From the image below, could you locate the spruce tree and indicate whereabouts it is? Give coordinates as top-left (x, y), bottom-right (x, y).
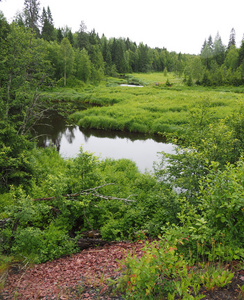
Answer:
top-left (228, 28), bottom-right (236, 49)
top-left (57, 28), bottom-right (63, 43)
top-left (207, 35), bottom-right (213, 51)
top-left (68, 30), bottom-right (74, 46)
top-left (238, 40), bottom-right (244, 66)
top-left (77, 21), bottom-right (88, 50)
top-left (23, 0), bottom-right (40, 36)
top-left (41, 6), bottom-right (54, 41)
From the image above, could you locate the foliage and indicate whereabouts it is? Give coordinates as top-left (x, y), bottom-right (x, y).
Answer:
top-left (113, 239), bottom-right (235, 299)
top-left (199, 160), bottom-right (244, 247)
top-left (0, 125), bottom-right (33, 191)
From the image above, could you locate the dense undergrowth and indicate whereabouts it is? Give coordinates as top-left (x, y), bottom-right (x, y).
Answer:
top-left (1, 73), bottom-right (244, 298)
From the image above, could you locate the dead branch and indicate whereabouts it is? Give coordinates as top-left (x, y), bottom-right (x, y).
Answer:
top-left (33, 183), bottom-right (136, 203)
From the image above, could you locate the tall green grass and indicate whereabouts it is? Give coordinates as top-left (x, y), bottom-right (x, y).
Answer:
top-left (69, 73), bottom-right (244, 137)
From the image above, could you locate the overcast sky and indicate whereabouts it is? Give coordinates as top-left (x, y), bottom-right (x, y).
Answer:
top-left (1, 0), bottom-right (244, 54)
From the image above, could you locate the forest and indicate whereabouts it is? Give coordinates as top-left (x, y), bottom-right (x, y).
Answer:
top-left (0, 0), bottom-right (244, 299)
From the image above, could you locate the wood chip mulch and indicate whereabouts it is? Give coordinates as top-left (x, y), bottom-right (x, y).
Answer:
top-left (0, 241), bottom-right (244, 300)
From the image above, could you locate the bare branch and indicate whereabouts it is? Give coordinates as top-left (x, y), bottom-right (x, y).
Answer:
top-left (33, 183), bottom-right (136, 203)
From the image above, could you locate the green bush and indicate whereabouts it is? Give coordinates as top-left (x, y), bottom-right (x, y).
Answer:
top-left (10, 224), bottom-right (77, 263)
top-left (113, 240), bottom-right (206, 299)
top-left (199, 160), bottom-right (244, 247)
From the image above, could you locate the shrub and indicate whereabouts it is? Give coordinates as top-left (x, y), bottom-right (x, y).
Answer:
top-left (113, 240), bottom-right (206, 299)
top-left (199, 160), bottom-right (244, 247)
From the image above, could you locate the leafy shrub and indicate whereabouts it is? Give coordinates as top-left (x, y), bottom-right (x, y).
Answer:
top-left (113, 240), bottom-right (206, 299)
top-left (199, 160), bottom-right (244, 247)
top-left (10, 224), bottom-right (77, 263)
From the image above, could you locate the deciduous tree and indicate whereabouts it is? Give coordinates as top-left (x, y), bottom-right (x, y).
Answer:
top-left (60, 37), bottom-right (74, 86)
top-left (74, 48), bottom-right (91, 82)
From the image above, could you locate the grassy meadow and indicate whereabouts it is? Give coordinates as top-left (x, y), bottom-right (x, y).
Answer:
top-left (65, 72), bottom-right (244, 138)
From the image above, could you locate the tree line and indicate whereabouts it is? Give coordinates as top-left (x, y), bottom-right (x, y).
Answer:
top-left (0, 0), bottom-right (190, 86)
top-left (2, 0), bottom-right (244, 88)
top-left (186, 29), bottom-right (244, 86)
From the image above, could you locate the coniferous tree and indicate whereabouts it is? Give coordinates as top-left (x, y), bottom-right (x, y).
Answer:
top-left (67, 30), bottom-right (74, 46)
top-left (238, 39), bottom-right (244, 66)
top-left (207, 35), bottom-right (213, 52)
top-left (41, 6), bottom-right (54, 41)
top-left (23, 0), bottom-right (41, 36)
top-left (57, 28), bottom-right (63, 43)
top-left (89, 29), bottom-right (100, 45)
top-left (76, 21), bottom-right (88, 50)
top-left (213, 32), bottom-right (225, 65)
top-left (201, 39), bottom-right (207, 54)
top-left (228, 28), bottom-right (236, 49)
top-left (101, 36), bottom-right (112, 74)
top-left (137, 43), bottom-right (150, 72)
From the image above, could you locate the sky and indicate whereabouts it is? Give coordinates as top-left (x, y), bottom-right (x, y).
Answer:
top-left (1, 0), bottom-right (244, 54)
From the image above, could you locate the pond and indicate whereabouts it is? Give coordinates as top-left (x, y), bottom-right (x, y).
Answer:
top-left (120, 84), bottom-right (144, 87)
top-left (34, 112), bottom-right (175, 172)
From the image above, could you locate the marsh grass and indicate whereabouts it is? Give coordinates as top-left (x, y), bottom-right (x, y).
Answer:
top-left (68, 73), bottom-right (244, 137)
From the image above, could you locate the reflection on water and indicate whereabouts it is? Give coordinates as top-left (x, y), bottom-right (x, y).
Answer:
top-left (34, 112), bottom-right (175, 172)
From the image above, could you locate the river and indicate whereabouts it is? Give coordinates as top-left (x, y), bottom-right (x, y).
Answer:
top-left (34, 112), bottom-right (175, 173)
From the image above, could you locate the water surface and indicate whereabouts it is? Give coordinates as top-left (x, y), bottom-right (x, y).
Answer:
top-left (34, 113), bottom-right (175, 172)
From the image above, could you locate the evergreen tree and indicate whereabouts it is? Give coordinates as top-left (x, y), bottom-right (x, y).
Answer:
top-left (101, 35), bottom-right (112, 74)
top-left (41, 6), bottom-right (54, 41)
top-left (76, 20), bottom-right (88, 50)
top-left (228, 28), bottom-right (236, 49)
top-left (201, 39), bottom-right (207, 54)
top-left (137, 43), bottom-right (150, 72)
top-left (238, 40), bottom-right (244, 66)
top-left (213, 32), bottom-right (225, 65)
top-left (207, 35), bottom-right (213, 51)
top-left (89, 29), bottom-right (100, 45)
top-left (23, 0), bottom-right (41, 36)
top-left (68, 30), bottom-right (74, 46)
top-left (57, 28), bottom-right (63, 43)
top-left (0, 12), bottom-right (10, 89)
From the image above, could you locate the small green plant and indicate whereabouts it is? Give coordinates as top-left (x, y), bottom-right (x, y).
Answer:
top-left (198, 263), bottom-right (234, 291)
top-left (113, 240), bottom-right (206, 299)
top-left (238, 283), bottom-right (244, 299)
top-left (165, 78), bottom-right (172, 87)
